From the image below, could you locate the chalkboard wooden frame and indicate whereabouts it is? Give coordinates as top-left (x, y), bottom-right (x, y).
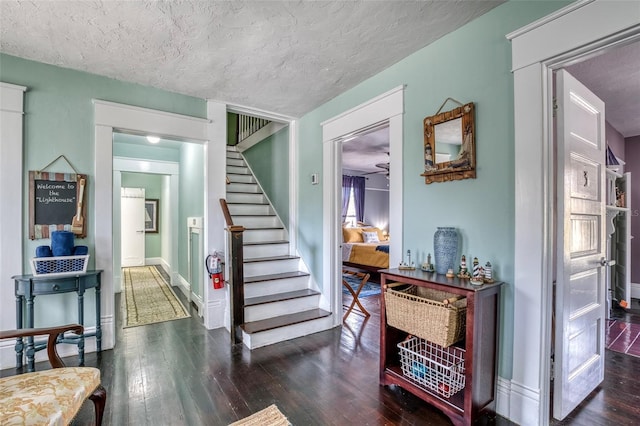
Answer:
top-left (29, 171), bottom-right (88, 239)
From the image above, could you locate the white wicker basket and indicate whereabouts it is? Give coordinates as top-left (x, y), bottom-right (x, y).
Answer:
top-left (30, 255), bottom-right (89, 277)
top-left (398, 336), bottom-right (466, 398)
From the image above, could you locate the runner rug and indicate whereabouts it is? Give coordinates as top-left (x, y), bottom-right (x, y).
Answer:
top-left (606, 319), bottom-right (640, 358)
top-left (123, 266), bottom-right (190, 328)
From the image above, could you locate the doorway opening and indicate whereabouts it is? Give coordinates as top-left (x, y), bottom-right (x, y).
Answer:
top-left (549, 38), bottom-right (640, 423)
top-left (321, 85), bottom-right (404, 327)
top-left (113, 131), bottom-right (206, 318)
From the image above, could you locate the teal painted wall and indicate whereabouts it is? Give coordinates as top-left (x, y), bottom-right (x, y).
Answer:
top-left (113, 142), bottom-right (181, 162)
top-left (243, 127), bottom-right (290, 227)
top-left (0, 53), bottom-right (205, 327)
top-left (121, 173), bottom-right (163, 258)
top-left (296, 1), bottom-right (568, 379)
top-left (179, 143), bottom-right (205, 297)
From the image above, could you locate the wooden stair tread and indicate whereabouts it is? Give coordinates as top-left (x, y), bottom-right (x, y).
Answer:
top-left (245, 289), bottom-right (319, 306)
top-left (244, 271), bottom-right (309, 283)
top-left (226, 202), bottom-right (270, 206)
top-left (230, 213), bottom-right (276, 217)
top-left (244, 255), bottom-right (298, 263)
top-left (243, 240), bottom-right (288, 245)
top-left (241, 309), bottom-right (331, 334)
top-left (242, 226), bottom-right (284, 230)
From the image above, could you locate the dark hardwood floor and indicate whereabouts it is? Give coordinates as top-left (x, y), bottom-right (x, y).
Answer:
top-left (4, 290), bottom-right (639, 425)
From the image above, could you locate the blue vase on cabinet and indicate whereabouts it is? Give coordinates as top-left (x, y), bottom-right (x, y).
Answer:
top-left (434, 227), bottom-right (458, 275)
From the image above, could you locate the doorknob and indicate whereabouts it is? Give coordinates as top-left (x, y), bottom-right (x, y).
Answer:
top-left (136, 230), bottom-right (145, 234)
top-left (600, 257), bottom-right (616, 267)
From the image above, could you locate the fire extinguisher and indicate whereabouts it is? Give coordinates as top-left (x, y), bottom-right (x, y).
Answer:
top-left (206, 253), bottom-right (224, 289)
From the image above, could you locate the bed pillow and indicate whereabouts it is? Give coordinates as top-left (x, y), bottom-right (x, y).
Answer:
top-left (342, 227), bottom-right (364, 243)
top-left (362, 231), bottom-right (380, 243)
top-left (363, 227), bottom-right (386, 241)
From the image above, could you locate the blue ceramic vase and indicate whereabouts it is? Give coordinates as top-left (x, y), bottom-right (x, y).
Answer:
top-left (433, 227), bottom-right (458, 275)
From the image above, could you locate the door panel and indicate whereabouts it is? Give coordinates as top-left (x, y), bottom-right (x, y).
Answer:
top-left (554, 69), bottom-right (606, 420)
top-left (121, 187), bottom-right (145, 267)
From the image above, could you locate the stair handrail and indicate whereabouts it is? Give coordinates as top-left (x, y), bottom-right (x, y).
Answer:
top-left (219, 198), bottom-right (245, 344)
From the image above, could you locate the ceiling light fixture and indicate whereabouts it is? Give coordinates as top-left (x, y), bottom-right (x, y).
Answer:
top-left (146, 136), bottom-right (160, 144)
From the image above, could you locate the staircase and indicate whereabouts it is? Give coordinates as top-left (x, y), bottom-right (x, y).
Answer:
top-left (225, 146), bottom-right (332, 348)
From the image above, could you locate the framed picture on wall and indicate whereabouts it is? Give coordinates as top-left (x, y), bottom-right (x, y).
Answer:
top-left (145, 199), bottom-right (158, 233)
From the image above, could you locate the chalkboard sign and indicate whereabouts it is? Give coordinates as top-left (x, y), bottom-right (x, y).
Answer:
top-left (29, 171), bottom-right (87, 239)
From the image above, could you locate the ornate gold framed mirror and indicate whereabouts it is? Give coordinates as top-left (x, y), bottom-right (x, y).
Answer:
top-left (421, 101), bottom-right (475, 184)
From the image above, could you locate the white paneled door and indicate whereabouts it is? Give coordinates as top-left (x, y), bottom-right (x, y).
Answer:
top-left (121, 187), bottom-right (145, 267)
top-left (553, 69), bottom-right (606, 420)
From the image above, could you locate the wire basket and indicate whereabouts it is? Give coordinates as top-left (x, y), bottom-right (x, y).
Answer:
top-left (384, 285), bottom-right (466, 347)
top-left (398, 336), bottom-right (466, 398)
top-left (30, 255), bottom-right (89, 277)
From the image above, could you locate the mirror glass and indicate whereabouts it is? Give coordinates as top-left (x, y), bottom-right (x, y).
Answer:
top-left (421, 102), bottom-right (475, 184)
top-left (434, 117), bottom-right (462, 164)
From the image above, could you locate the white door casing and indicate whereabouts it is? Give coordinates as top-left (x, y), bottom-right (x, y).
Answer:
top-left (508, 2), bottom-right (638, 424)
top-left (321, 86), bottom-right (404, 325)
top-left (553, 69), bottom-right (606, 420)
top-left (120, 187), bottom-right (145, 267)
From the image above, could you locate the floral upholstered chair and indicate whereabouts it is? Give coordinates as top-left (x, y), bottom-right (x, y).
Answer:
top-left (0, 324), bottom-right (106, 425)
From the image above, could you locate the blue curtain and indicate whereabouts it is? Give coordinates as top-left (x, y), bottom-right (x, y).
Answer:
top-left (352, 176), bottom-right (365, 223)
top-left (342, 175), bottom-right (353, 221)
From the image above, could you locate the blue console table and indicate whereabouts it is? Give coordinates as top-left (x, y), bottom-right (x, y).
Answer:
top-left (13, 270), bottom-right (102, 372)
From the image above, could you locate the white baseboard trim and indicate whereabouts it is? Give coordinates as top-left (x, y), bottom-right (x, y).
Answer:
top-left (508, 379), bottom-right (542, 426)
top-left (175, 274), bottom-right (204, 317)
top-left (632, 282), bottom-right (640, 299)
top-left (496, 376), bottom-right (511, 419)
top-left (145, 257), bottom-right (165, 266)
top-left (205, 290), bottom-right (227, 330)
top-left (0, 315), bottom-right (115, 371)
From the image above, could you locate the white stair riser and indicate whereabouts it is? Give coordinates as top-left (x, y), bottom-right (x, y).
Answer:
top-left (243, 243), bottom-right (289, 258)
top-left (227, 174), bottom-right (255, 184)
top-left (242, 316), bottom-right (334, 349)
top-left (226, 151), bottom-right (243, 159)
top-left (243, 276), bottom-right (310, 298)
top-left (243, 229), bottom-right (287, 243)
top-left (244, 295), bottom-right (320, 322)
top-left (226, 165), bottom-right (250, 175)
top-left (228, 183), bottom-right (261, 193)
top-left (244, 258), bottom-right (300, 277)
top-left (233, 215), bottom-right (280, 228)
top-left (227, 204), bottom-right (273, 216)
top-left (227, 158), bottom-right (245, 167)
top-left (226, 193), bottom-right (266, 204)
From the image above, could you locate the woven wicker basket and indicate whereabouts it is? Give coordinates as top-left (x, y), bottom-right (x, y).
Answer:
top-left (384, 285), bottom-right (467, 347)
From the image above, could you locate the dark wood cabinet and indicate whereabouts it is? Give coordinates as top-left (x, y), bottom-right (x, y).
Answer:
top-left (379, 268), bottom-right (502, 426)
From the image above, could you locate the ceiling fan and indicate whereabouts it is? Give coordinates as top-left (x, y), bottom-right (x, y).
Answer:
top-left (363, 162), bottom-right (390, 178)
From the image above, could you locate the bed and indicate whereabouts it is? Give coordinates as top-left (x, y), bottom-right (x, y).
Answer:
top-left (342, 226), bottom-right (389, 274)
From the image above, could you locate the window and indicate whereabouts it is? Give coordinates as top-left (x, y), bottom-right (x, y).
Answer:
top-left (345, 188), bottom-right (357, 226)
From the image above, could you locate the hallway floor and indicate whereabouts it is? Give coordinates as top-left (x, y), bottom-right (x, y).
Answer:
top-left (3, 292), bottom-right (639, 424)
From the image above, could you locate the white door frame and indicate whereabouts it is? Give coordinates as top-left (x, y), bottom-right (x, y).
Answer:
top-left (0, 82), bottom-right (26, 369)
top-left (94, 100), bottom-right (216, 349)
top-left (507, 1), bottom-right (640, 424)
top-left (113, 157), bottom-right (180, 292)
top-left (321, 85), bottom-right (404, 325)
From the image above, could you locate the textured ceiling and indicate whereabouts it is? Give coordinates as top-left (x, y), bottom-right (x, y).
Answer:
top-left (566, 40), bottom-right (640, 138)
top-left (0, 0), bottom-right (504, 117)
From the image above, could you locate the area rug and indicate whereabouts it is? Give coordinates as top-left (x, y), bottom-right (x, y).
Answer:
top-left (342, 274), bottom-right (381, 298)
top-left (229, 404), bottom-right (290, 426)
top-left (123, 266), bottom-right (190, 328)
top-left (606, 319), bottom-right (640, 358)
